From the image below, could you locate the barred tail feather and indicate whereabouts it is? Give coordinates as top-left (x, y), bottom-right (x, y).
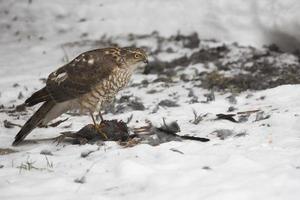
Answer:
top-left (12, 101), bottom-right (55, 146)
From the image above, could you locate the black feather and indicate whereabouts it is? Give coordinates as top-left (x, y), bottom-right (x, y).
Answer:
top-left (180, 135), bottom-right (210, 142)
top-left (25, 87), bottom-right (50, 107)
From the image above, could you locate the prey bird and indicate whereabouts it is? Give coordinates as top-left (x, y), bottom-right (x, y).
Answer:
top-left (12, 47), bottom-right (148, 145)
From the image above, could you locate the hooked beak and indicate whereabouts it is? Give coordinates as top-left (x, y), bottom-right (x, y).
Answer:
top-left (143, 59), bottom-right (149, 64)
top-left (143, 55), bottom-right (149, 64)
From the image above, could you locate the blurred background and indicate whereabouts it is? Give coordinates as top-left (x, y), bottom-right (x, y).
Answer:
top-left (1, 0), bottom-right (300, 101)
top-left (1, 0), bottom-right (300, 51)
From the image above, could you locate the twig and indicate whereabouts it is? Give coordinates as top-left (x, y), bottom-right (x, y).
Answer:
top-left (170, 148), bottom-right (184, 154)
top-left (75, 162), bottom-right (97, 189)
top-left (48, 118), bottom-right (69, 127)
top-left (132, 120), bottom-right (153, 134)
top-left (40, 118), bottom-right (69, 128)
top-left (190, 109), bottom-right (204, 125)
top-left (44, 155), bottom-right (54, 168)
top-left (61, 45), bottom-right (69, 63)
top-left (216, 114), bottom-right (237, 123)
top-left (126, 114), bottom-right (133, 124)
top-left (3, 120), bottom-right (22, 128)
top-left (237, 109), bottom-right (260, 115)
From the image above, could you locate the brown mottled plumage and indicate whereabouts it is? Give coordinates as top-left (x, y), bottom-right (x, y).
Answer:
top-left (13, 47), bottom-right (148, 145)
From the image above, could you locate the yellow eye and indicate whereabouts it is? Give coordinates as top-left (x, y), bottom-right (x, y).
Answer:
top-left (134, 54), bottom-right (141, 59)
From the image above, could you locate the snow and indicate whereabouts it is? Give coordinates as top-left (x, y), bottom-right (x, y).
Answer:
top-left (2, 0), bottom-right (300, 51)
top-left (1, 1), bottom-right (300, 200)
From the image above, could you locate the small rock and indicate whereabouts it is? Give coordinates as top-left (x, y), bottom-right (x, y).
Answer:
top-left (151, 105), bottom-right (159, 114)
top-left (213, 129), bottom-right (235, 140)
top-left (81, 150), bottom-right (95, 158)
top-left (40, 149), bottom-right (53, 156)
top-left (12, 83), bottom-right (20, 87)
top-left (140, 79), bottom-right (149, 86)
top-left (114, 96), bottom-right (145, 113)
top-left (158, 100), bottom-right (179, 107)
top-left (255, 111), bottom-right (270, 121)
top-left (147, 89), bottom-right (158, 94)
top-left (187, 89), bottom-right (195, 98)
top-left (3, 120), bottom-right (14, 128)
top-left (266, 43), bottom-right (281, 52)
top-left (227, 106), bottom-right (236, 112)
top-left (187, 89), bottom-right (199, 104)
top-left (165, 47), bottom-right (174, 53)
top-left (15, 104), bottom-right (26, 112)
top-left (234, 131), bottom-right (247, 137)
top-left (174, 32), bottom-right (200, 49)
top-left (238, 114), bottom-right (250, 123)
top-left (245, 94), bottom-right (253, 99)
top-left (202, 166), bottom-right (211, 170)
top-left (226, 94), bottom-right (237, 104)
top-left (259, 96), bottom-right (266, 100)
top-left (0, 148), bottom-right (17, 155)
top-left (203, 90), bottom-right (215, 102)
top-left (81, 33), bottom-right (88, 38)
top-left (78, 18), bottom-right (87, 22)
top-left (128, 100), bottom-right (145, 111)
top-left (260, 123), bottom-right (271, 127)
top-left (18, 92), bottom-right (24, 100)
top-left (180, 74), bottom-right (193, 82)
top-left (74, 176), bottom-right (86, 184)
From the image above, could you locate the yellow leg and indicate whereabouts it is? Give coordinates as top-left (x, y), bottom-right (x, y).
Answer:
top-left (89, 112), bottom-right (108, 140)
top-left (98, 111), bottom-right (104, 122)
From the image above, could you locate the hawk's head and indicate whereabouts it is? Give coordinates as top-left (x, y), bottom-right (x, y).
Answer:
top-left (120, 47), bottom-right (148, 67)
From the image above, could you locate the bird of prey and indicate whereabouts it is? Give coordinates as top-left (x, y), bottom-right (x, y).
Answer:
top-left (12, 47), bottom-right (148, 145)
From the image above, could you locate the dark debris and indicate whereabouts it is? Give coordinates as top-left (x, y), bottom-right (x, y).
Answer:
top-left (40, 149), bottom-right (53, 156)
top-left (60, 32), bottom-right (300, 92)
top-left (202, 166), bottom-right (212, 170)
top-left (158, 100), bottom-right (179, 107)
top-left (3, 120), bottom-right (22, 128)
top-left (255, 111), bottom-right (270, 121)
top-left (213, 129), bottom-right (235, 140)
top-left (0, 148), bottom-right (17, 155)
top-left (108, 96), bottom-right (145, 114)
top-left (216, 114), bottom-right (238, 123)
top-left (11, 117), bottom-right (210, 146)
top-left (56, 120), bottom-right (130, 145)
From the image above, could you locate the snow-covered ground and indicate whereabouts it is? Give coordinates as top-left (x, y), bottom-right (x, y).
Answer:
top-left (1, 1), bottom-right (300, 200)
top-left (2, 0), bottom-right (300, 51)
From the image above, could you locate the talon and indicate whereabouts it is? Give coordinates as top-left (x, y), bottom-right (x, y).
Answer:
top-left (95, 124), bottom-right (108, 140)
top-left (78, 138), bottom-right (88, 145)
top-left (90, 112), bottom-right (108, 140)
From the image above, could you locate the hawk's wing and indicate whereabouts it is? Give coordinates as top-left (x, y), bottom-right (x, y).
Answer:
top-left (25, 49), bottom-right (117, 106)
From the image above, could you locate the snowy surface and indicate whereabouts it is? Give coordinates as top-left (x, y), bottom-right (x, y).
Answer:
top-left (1, 1), bottom-right (300, 200)
top-left (2, 0), bottom-right (300, 51)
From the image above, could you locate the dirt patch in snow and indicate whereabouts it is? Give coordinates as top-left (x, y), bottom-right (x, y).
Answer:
top-left (63, 32), bottom-right (300, 93)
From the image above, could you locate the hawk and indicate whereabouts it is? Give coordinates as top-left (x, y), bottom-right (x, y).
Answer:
top-left (12, 47), bottom-right (148, 145)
